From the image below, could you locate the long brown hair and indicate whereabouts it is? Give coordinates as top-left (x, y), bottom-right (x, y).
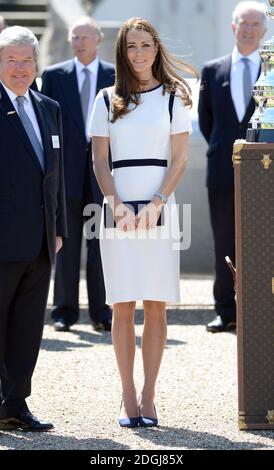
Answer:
top-left (111, 17), bottom-right (199, 123)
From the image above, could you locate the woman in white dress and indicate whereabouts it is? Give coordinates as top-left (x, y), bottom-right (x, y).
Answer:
top-left (89, 17), bottom-right (197, 427)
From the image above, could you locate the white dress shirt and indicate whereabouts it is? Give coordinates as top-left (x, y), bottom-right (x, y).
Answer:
top-left (1, 81), bottom-right (44, 149)
top-left (75, 56), bottom-right (99, 140)
top-left (230, 46), bottom-right (261, 122)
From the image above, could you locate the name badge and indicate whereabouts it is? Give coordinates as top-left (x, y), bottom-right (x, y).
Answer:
top-left (52, 135), bottom-right (60, 148)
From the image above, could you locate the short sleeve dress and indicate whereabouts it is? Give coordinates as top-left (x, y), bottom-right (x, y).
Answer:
top-left (89, 84), bottom-right (192, 304)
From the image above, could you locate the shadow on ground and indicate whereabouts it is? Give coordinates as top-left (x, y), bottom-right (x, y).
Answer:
top-left (45, 307), bottom-right (215, 326)
top-left (133, 425), bottom-right (274, 450)
top-left (1, 426), bottom-right (273, 450)
top-left (0, 432), bottom-right (130, 450)
top-left (42, 308), bottom-right (217, 352)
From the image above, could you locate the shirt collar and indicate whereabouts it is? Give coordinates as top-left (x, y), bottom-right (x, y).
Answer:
top-left (232, 46), bottom-right (261, 67)
top-left (0, 82), bottom-right (31, 105)
top-left (74, 56), bottom-right (99, 76)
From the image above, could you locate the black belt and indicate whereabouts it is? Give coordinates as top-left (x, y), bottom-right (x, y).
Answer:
top-left (112, 158), bottom-right (168, 169)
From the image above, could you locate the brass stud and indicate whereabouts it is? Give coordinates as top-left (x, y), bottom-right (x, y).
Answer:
top-left (261, 154), bottom-right (272, 170)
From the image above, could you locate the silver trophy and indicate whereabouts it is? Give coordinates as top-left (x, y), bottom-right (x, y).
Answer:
top-left (247, 0), bottom-right (274, 142)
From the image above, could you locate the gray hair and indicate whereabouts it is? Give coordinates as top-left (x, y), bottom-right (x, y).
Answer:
top-left (232, 1), bottom-right (267, 26)
top-left (68, 16), bottom-right (103, 42)
top-left (0, 26), bottom-right (39, 63)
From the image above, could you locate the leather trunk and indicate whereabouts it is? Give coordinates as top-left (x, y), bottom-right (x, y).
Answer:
top-left (233, 141), bottom-right (274, 430)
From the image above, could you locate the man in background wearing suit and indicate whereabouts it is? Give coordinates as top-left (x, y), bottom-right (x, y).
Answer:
top-left (42, 17), bottom-right (114, 332)
top-left (0, 26), bottom-right (67, 431)
top-left (198, 1), bottom-right (267, 333)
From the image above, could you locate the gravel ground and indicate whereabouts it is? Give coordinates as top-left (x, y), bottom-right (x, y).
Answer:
top-left (0, 277), bottom-right (273, 450)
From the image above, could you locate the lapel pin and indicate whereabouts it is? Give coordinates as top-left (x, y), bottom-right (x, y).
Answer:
top-left (7, 111), bottom-right (16, 115)
top-left (222, 81), bottom-right (229, 87)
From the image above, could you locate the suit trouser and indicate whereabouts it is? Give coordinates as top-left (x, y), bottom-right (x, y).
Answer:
top-left (52, 164), bottom-right (109, 325)
top-left (208, 189), bottom-right (236, 322)
top-left (0, 246), bottom-right (51, 418)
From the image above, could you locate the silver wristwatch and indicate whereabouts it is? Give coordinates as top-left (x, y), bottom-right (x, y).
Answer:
top-left (153, 192), bottom-right (168, 204)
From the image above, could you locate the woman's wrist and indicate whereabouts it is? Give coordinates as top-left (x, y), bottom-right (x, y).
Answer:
top-left (151, 196), bottom-right (164, 208)
top-left (107, 195), bottom-right (122, 212)
top-left (152, 192), bottom-right (168, 205)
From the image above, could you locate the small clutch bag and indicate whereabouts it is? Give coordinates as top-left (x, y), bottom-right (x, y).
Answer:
top-left (103, 200), bottom-right (164, 228)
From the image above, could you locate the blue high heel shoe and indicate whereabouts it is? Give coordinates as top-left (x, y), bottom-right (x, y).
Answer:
top-left (118, 401), bottom-right (139, 428)
top-left (118, 416), bottom-right (139, 428)
top-left (138, 405), bottom-right (158, 427)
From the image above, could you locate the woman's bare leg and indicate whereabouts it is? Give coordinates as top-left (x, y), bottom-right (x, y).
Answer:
top-left (112, 301), bottom-right (138, 418)
top-left (139, 300), bottom-right (167, 417)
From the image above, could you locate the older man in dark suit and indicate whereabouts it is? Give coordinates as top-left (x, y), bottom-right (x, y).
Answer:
top-left (0, 26), bottom-right (67, 430)
top-left (42, 17), bottom-right (114, 333)
top-left (198, 1), bottom-right (267, 332)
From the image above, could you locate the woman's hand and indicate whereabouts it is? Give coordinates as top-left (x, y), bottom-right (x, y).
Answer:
top-left (136, 200), bottom-right (163, 230)
top-left (114, 203), bottom-right (136, 232)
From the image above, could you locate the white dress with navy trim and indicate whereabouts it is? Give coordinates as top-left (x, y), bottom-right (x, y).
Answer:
top-left (89, 84), bottom-right (192, 304)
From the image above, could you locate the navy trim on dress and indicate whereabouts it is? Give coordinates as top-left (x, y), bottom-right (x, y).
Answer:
top-left (102, 86), bottom-right (175, 122)
top-left (112, 158), bottom-right (168, 169)
top-left (139, 84), bottom-right (162, 93)
top-left (169, 92), bottom-right (175, 122)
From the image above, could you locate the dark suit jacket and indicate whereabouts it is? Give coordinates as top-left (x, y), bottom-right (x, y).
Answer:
top-left (41, 59), bottom-right (115, 200)
top-left (0, 84), bottom-right (67, 264)
top-left (198, 54), bottom-right (259, 191)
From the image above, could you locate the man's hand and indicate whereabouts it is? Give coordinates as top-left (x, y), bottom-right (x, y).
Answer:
top-left (56, 236), bottom-right (63, 253)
